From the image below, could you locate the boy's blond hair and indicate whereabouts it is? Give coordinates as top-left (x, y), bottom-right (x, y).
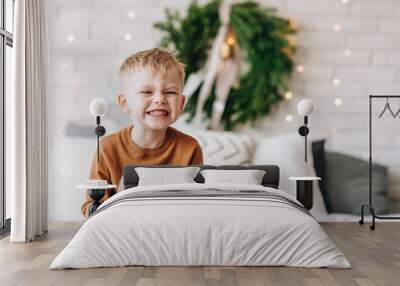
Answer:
top-left (119, 48), bottom-right (185, 89)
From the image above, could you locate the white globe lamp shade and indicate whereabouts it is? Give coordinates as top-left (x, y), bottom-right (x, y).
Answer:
top-left (297, 99), bottom-right (314, 116)
top-left (89, 98), bottom-right (107, 117)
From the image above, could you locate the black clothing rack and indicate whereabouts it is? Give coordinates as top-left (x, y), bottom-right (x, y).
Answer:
top-left (359, 95), bottom-right (400, 230)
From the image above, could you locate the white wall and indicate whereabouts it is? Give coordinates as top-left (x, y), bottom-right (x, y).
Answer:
top-left (47, 0), bottom-right (400, 221)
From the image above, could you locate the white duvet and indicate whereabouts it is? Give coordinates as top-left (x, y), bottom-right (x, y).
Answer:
top-left (50, 183), bottom-right (351, 269)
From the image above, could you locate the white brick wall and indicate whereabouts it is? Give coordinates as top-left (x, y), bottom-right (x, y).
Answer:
top-left (47, 0), bottom-right (400, 220)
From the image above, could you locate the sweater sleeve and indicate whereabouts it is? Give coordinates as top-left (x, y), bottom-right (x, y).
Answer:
top-left (189, 143), bottom-right (204, 165)
top-left (81, 151), bottom-right (113, 217)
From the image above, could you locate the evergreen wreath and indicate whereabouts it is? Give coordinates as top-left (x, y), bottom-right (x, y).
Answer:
top-left (154, 0), bottom-right (296, 130)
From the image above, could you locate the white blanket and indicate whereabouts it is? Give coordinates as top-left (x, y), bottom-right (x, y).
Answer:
top-left (50, 183), bottom-right (351, 269)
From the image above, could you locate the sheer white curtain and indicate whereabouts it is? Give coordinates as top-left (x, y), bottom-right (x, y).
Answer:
top-left (9, 0), bottom-right (48, 242)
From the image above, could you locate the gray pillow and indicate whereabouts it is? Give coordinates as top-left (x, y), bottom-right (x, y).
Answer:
top-left (325, 151), bottom-right (391, 215)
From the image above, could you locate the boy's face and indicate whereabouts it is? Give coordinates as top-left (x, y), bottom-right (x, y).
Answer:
top-left (118, 66), bottom-right (185, 131)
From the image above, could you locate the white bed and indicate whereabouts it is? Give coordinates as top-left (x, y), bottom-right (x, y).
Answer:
top-left (50, 183), bottom-right (351, 269)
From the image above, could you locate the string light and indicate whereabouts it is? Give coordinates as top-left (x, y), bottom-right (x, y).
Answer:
top-left (221, 34), bottom-right (235, 59)
top-left (296, 65), bottom-right (304, 73)
top-left (334, 98), bottom-right (342, 106)
top-left (127, 10), bottom-right (136, 19)
top-left (285, 114), bottom-right (293, 122)
top-left (124, 33), bottom-right (133, 41)
top-left (333, 24), bottom-right (341, 32)
top-left (333, 78), bottom-right (341, 86)
top-left (344, 49), bottom-right (351, 56)
top-left (226, 36), bottom-right (235, 46)
top-left (67, 34), bottom-right (75, 43)
top-left (284, 91), bottom-right (293, 100)
top-left (342, 0), bottom-right (349, 3)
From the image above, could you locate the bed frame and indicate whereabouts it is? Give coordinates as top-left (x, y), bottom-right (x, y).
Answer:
top-left (123, 165), bottom-right (280, 190)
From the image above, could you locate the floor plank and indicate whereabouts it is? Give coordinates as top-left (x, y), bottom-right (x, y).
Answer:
top-left (0, 222), bottom-right (399, 286)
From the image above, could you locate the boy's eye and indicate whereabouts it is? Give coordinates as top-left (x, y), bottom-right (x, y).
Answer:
top-left (165, 91), bottom-right (178, 96)
top-left (140, 90), bottom-right (152, 95)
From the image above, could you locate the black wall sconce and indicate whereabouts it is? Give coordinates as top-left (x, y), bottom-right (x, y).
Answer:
top-left (297, 99), bottom-right (314, 163)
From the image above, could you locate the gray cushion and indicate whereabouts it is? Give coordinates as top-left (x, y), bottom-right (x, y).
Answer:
top-left (325, 151), bottom-right (391, 215)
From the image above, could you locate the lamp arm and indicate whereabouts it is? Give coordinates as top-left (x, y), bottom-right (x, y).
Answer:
top-left (305, 116), bottom-right (308, 162)
top-left (298, 116), bottom-right (309, 163)
top-left (94, 116), bottom-right (106, 163)
top-left (96, 116), bottom-right (100, 162)
top-left (305, 130), bottom-right (307, 162)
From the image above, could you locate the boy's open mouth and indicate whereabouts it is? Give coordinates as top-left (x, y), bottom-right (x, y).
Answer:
top-left (146, 109), bottom-right (169, 117)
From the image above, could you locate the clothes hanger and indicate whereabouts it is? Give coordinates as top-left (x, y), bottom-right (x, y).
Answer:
top-left (378, 97), bottom-right (395, 118)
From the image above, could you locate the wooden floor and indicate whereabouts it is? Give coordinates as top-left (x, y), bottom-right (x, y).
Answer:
top-left (0, 222), bottom-right (399, 286)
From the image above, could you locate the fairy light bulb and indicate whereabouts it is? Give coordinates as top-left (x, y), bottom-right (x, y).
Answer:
top-left (333, 78), bottom-right (341, 86)
top-left (67, 34), bottom-right (75, 43)
top-left (334, 98), bottom-right (342, 106)
top-left (285, 92), bottom-right (293, 100)
top-left (334, 24), bottom-right (341, 32)
top-left (124, 33), bottom-right (133, 41)
top-left (127, 10), bottom-right (135, 19)
top-left (221, 34), bottom-right (235, 59)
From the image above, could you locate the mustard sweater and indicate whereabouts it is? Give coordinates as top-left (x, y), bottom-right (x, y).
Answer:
top-left (81, 125), bottom-right (203, 216)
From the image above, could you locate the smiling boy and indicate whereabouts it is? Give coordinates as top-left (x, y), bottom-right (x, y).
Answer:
top-left (81, 48), bottom-right (203, 217)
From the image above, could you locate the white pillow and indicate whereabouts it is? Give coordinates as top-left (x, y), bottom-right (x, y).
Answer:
top-left (252, 134), bottom-right (328, 217)
top-left (135, 167), bottom-right (200, 186)
top-left (200, 169), bottom-right (266, 185)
